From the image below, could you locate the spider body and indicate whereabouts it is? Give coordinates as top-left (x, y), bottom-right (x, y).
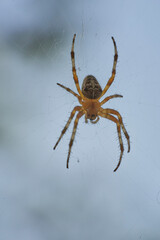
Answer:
top-left (82, 75), bottom-right (102, 99)
top-left (54, 34), bottom-right (130, 172)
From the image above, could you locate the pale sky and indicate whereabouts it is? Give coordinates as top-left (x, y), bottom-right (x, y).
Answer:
top-left (1, 0), bottom-right (160, 239)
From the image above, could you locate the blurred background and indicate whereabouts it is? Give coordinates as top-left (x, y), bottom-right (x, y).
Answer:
top-left (1, 0), bottom-right (160, 239)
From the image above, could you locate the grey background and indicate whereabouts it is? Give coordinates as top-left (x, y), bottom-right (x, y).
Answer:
top-left (1, 0), bottom-right (160, 239)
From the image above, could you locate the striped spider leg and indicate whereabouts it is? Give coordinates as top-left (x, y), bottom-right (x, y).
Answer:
top-left (98, 107), bottom-right (130, 172)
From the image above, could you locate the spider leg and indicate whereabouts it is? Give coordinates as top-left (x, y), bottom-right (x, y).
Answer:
top-left (57, 83), bottom-right (82, 104)
top-left (99, 111), bottom-right (124, 172)
top-left (101, 108), bottom-right (130, 152)
top-left (71, 34), bottom-right (85, 99)
top-left (100, 94), bottom-right (123, 106)
top-left (53, 106), bottom-right (82, 150)
top-left (67, 111), bottom-right (84, 168)
top-left (98, 37), bottom-right (118, 100)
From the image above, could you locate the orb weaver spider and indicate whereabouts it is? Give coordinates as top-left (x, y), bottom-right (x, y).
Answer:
top-left (54, 34), bottom-right (130, 172)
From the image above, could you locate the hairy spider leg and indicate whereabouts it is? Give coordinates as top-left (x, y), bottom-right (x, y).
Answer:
top-left (100, 94), bottom-right (123, 106)
top-left (57, 83), bottom-right (83, 104)
top-left (98, 37), bottom-right (118, 99)
top-left (99, 111), bottom-right (124, 172)
top-left (53, 106), bottom-right (82, 150)
top-left (71, 34), bottom-right (85, 99)
top-left (67, 111), bottom-right (84, 168)
top-left (102, 108), bottom-right (130, 152)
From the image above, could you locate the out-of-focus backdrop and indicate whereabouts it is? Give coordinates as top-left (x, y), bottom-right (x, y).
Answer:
top-left (1, 0), bottom-right (160, 239)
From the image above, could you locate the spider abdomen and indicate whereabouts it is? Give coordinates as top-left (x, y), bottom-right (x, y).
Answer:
top-left (82, 75), bottom-right (102, 99)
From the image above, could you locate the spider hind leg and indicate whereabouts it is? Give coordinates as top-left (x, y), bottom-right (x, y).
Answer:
top-left (98, 37), bottom-right (118, 100)
top-left (71, 34), bottom-right (84, 98)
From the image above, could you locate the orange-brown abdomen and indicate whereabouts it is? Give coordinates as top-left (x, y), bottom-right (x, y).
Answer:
top-left (82, 75), bottom-right (102, 99)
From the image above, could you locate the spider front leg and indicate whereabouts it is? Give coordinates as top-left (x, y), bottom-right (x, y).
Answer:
top-left (67, 111), bottom-right (84, 168)
top-left (102, 108), bottom-right (130, 152)
top-left (53, 106), bottom-right (82, 150)
top-left (99, 111), bottom-right (124, 172)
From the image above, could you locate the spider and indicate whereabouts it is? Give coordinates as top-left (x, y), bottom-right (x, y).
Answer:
top-left (54, 34), bottom-right (130, 172)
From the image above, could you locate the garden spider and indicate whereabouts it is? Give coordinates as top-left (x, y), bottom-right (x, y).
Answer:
top-left (54, 34), bottom-right (130, 172)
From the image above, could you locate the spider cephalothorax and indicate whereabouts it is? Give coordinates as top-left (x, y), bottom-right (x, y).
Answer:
top-left (54, 34), bottom-right (130, 172)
